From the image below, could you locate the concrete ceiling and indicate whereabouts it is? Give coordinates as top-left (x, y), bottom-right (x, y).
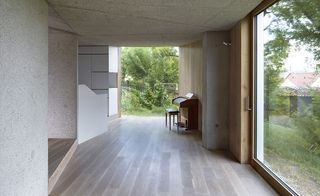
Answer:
top-left (48, 0), bottom-right (262, 46)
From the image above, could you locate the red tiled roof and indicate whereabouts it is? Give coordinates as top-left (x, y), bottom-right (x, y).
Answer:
top-left (285, 72), bottom-right (320, 89)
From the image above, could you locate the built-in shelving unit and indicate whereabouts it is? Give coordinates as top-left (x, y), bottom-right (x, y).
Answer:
top-left (78, 45), bottom-right (109, 94)
top-left (78, 45), bottom-right (120, 119)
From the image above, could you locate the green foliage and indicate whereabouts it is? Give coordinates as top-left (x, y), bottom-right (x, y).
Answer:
top-left (121, 89), bottom-right (142, 112)
top-left (262, 1), bottom-right (320, 191)
top-left (264, 27), bottom-right (290, 117)
top-left (264, 0), bottom-right (320, 116)
top-left (152, 82), bottom-right (169, 107)
top-left (270, 0), bottom-right (320, 60)
top-left (121, 47), bottom-right (179, 115)
top-left (263, 0), bottom-right (320, 151)
top-left (264, 122), bottom-right (320, 184)
top-left (312, 90), bottom-right (320, 118)
top-left (294, 115), bottom-right (320, 153)
top-left (269, 94), bottom-right (290, 115)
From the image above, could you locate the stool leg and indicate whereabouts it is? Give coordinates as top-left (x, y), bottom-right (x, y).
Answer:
top-left (173, 115), bottom-right (175, 127)
top-left (177, 122), bottom-right (179, 134)
top-left (177, 113), bottom-right (180, 134)
top-left (165, 112), bottom-right (167, 127)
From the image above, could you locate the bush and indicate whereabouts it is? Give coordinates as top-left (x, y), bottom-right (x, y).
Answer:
top-left (294, 115), bottom-right (320, 155)
top-left (121, 47), bottom-right (179, 115)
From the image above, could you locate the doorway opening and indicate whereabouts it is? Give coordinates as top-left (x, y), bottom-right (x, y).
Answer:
top-left (121, 47), bottom-right (179, 116)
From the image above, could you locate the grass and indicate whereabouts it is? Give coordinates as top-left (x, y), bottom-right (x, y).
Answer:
top-left (122, 109), bottom-right (163, 116)
top-left (121, 105), bottom-right (178, 116)
top-left (264, 121), bottom-right (320, 195)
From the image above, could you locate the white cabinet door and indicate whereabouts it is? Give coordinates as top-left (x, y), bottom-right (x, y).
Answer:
top-left (108, 47), bottom-right (119, 73)
top-left (91, 55), bottom-right (108, 72)
top-left (108, 88), bottom-right (118, 116)
top-left (91, 46), bottom-right (108, 54)
top-left (78, 55), bottom-right (91, 88)
top-left (108, 73), bottom-right (118, 88)
top-left (91, 72), bottom-right (108, 89)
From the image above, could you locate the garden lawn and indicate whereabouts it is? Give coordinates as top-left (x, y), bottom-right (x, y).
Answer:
top-left (264, 122), bottom-right (320, 195)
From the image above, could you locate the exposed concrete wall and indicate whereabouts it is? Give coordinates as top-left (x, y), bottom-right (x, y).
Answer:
top-left (202, 31), bottom-right (230, 150)
top-left (179, 41), bottom-right (203, 131)
top-left (48, 28), bottom-right (77, 138)
top-left (0, 0), bottom-right (48, 195)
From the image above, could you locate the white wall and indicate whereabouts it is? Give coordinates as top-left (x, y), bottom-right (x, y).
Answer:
top-left (0, 0), bottom-right (48, 195)
top-left (256, 13), bottom-right (265, 160)
top-left (108, 47), bottom-right (120, 117)
top-left (78, 85), bottom-right (108, 144)
top-left (202, 31), bottom-right (230, 150)
top-left (109, 88), bottom-right (118, 116)
top-left (179, 41), bottom-right (203, 131)
top-left (109, 46), bottom-right (119, 73)
top-left (48, 28), bottom-right (78, 138)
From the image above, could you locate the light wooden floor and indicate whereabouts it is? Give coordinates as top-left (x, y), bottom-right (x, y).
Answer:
top-left (49, 138), bottom-right (75, 178)
top-left (50, 116), bottom-right (277, 196)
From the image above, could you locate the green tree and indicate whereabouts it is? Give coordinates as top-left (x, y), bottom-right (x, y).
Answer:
top-left (121, 47), bottom-right (179, 114)
top-left (270, 0), bottom-right (320, 60)
top-left (264, 32), bottom-right (290, 117)
top-left (264, 0), bottom-right (320, 117)
top-left (265, 0), bottom-right (320, 155)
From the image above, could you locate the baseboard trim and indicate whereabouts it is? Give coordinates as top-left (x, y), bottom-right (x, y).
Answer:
top-left (108, 114), bottom-right (120, 121)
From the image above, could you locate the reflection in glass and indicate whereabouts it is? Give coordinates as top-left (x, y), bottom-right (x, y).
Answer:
top-left (255, 1), bottom-right (320, 195)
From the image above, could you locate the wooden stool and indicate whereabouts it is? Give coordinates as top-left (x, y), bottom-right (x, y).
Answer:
top-left (165, 108), bottom-right (179, 130)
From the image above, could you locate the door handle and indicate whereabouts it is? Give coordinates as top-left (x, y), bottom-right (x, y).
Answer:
top-left (246, 96), bottom-right (252, 111)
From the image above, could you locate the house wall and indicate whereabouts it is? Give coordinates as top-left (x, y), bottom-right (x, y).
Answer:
top-left (0, 0), bottom-right (48, 195)
top-left (48, 28), bottom-right (78, 138)
top-left (179, 41), bottom-right (203, 131)
top-left (202, 31), bottom-right (230, 150)
top-left (229, 17), bottom-right (251, 163)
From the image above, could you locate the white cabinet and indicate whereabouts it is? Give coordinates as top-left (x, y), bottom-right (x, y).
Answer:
top-left (108, 47), bottom-right (119, 73)
top-left (109, 88), bottom-right (118, 116)
top-left (91, 55), bottom-right (108, 72)
top-left (78, 45), bottom-right (120, 117)
top-left (78, 46), bottom-right (108, 91)
top-left (78, 55), bottom-right (91, 88)
top-left (108, 73), bottom-right (118, 88)
top-left (92, 72), bottom-right (108, 89)
top-left (108, 46), bottom-right (120, 117)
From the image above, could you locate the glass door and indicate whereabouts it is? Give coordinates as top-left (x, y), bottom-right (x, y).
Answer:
top-left (254, 0), bottom-right (320, 195)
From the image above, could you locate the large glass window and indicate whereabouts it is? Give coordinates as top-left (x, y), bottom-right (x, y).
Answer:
top-left (255, 0), bottom-right (320, 195)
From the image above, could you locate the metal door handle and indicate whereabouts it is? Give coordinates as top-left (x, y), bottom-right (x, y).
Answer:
top-left (246, 96), bottom-right (252, 111)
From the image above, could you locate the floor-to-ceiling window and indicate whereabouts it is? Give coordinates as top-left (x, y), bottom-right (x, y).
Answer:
top-left (254, 0), bottom-right (320, 195)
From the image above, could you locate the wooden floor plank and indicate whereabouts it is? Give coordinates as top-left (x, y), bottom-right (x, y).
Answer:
top-left (48, 139), bottom-right (75, 178)
top-left (50, 116), bottom-right (277, 196)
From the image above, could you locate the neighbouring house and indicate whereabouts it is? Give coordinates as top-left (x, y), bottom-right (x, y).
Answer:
top-left (281, 72), bottom-right (320, 114)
